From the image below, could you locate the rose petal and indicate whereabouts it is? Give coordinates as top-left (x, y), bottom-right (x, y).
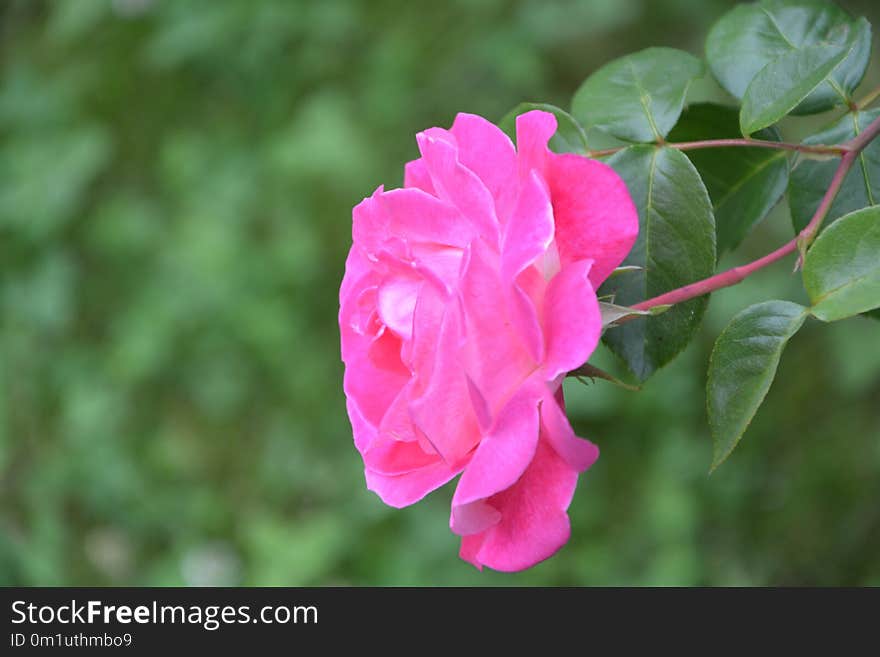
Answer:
top-left (343, 355), bottom-right (408, 429)
top-left (340, 278), bottom-right (410, 427)
top-left (364, 438), bottom-right (439, 476)
top-left (543, 259), bottom-right (601, 380)
top-left (450, 500), bottom-right (502, 537)
top-left (450, 113), bottom-right (518, 223)
top-left (459, 437), bottom-right (578, 571)
top-left (378, 187), bottom-right (474, 248)
top-left (515, 110), bottom-right (557, 178)
top-left (404, 158), bottom-right (435, 194)
top-left (367, 326), bottom-right (406, 373)
top-left (408, 302), bottom-right (481, 464)
top-left (365, 460), bottom-right (462, 509)
top-left (501, 170), bottom-right (554, 284)
top-left (450, 387), bottom-right (541, 534)
top-left (547, 153), bottom-right (639, 287)
top-left (340, 246), bottom-right (372, 304)
top-left (457, 240), bottom-right (536, 415)
top-left (346, 397), bottom-right (375, 455)
top-left (377, 277), bottom-right (422, 341)
top-left (404, 282), bottom-right (446, 388)
top-left (499, 170), bottom-right (555, 361)
top-left (540, 391), bottom-right (599, 472)
top-left (416, 131), bottom-right (500, 244)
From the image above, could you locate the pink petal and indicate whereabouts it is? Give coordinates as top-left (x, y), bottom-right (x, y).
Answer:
top-left (499, 170), bottom-right (555, 362)
top-left (346, 396), bottom-right (375, 455)
top-left (450, 500), bottom-right (502, 537)
top-left (515, 110), bottom-right (557, 178)
top-left (408, 302), bottom-right (481, 464)
top-left (377, 277), bottom-right (422, 341)
top-left (450, 387), bottom-right (541, 534)
top-left (377, 384), bottom-right (420, 445)
top-left (340, 246), bottom-right (372, 304)
top-left (364, 438), bottom-right (439, 475)
top-left (540, 391), bottom-right (599, 472)
top-left (450, 113), bottom-right (518, 224)
top-left (547, 153), bottom-right (639, 287)
top-left (500, 170), bottom-right (554, 284)
top-left (350, 186), bottom-right (387, 258)
top-left (457, 240), bottom-right (536, 416)
top-left (403, 282), bottom-right (446, 386)
top-left (507, 282), bottom-right (545, 364)
top-left (459, 534), bottom-right (485, 570)
top-left (366, 326), bottom-right (406, 373)
top-left (408, 243), bottom-right (465, 294)
top-left (365, 460), bottom-right (462, 509)
top-left (378, 187), bottom-right (474, 248)
top-left (465, 374), bottom-right (492, 434)
top-left (459, 437), bottom-right (579, 571)
top-left (416, 131), bottom-right (500, 244)
top-left (343, 355), bottom-right (408, 429)
top-left (340, 278), bottom-right (410, 427)
top-left (543, 259), bottom-right (601, 381)
top-left (404, 158), bottom-right (435, 194)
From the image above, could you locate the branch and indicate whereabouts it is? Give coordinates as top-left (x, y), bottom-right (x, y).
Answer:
top-left (629, 113), bottom-right (880, 313)
top-left (588, 138), bottom-right (845, 159)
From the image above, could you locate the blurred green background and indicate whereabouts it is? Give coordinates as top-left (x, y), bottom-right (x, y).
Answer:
top-left (1, 0), bottom-right (879, 586)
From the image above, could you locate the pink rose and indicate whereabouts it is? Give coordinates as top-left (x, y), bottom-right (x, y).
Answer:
top-left (339, 110), bottom-right (638, 571)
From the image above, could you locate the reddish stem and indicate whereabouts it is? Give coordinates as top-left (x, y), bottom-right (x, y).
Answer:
top-left (630, 113), bottom-right (880, 312)
top-left (589, 138), bottom-right (845, 159)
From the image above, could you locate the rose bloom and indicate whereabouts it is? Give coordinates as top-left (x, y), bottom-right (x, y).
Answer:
top-left (339, 110), bottom-right (638, 571)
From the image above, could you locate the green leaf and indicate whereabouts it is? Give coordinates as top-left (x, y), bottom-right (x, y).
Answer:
top-left (789, 109), bottom-right (880, 232)
top-left (600, 146), bottom-right (716, 381)
top-left (669, 103), bottom-right (789, 252)
top-left (571, 47), bottom-right (704, 143)
top-left (706, 0), bottom-right (871, 115)
top-left (498, 102), bottom-right (589, 154)
top-left (739, 43), bottom-right (851, 135)
top-left (707, 300), bottom-right (808, 471)
top-left (802, 206), bottom-right (880, 321)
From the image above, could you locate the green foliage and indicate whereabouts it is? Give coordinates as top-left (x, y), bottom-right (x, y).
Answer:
top-left (499, 103), bottom-right (588, 154)
top-left (789, 109), bottom-right (880, 232)
top-left (600, 147), bottom-right (716, 381)
top-left (669, 103), bottom-right (789, 252)
top-left (705, 0), bottom-right (871, 113)
top-left (739, 43), bottom-right (852, 134)
top-left (2, 0), bottom-right (879, 587)
top-left (803, 206), bottom-right (880, 320)
top-left (707, 301), bottom-right (808, 470)
top-left (572, 48), bottom-right (704, 143)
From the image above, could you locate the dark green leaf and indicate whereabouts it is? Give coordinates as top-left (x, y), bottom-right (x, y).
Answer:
top-left (669, 103), bottom-right (789, 251)
top-left (600, 146), bottom-right (716, 381)
top-left (498, 102), bottom-right (589, 154)
top-left (802, 206), bottom-right (880, 321)
top-left (707, 300), bottom-right (808, 471)
top-left (706, 0), bottom-right (871, 114)
top-left (571, 47), bottom-right (704, 143)
top-left (740, 43), bottom-right (850, 135)
top-left (789, 109), bottom-right (880, 232)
